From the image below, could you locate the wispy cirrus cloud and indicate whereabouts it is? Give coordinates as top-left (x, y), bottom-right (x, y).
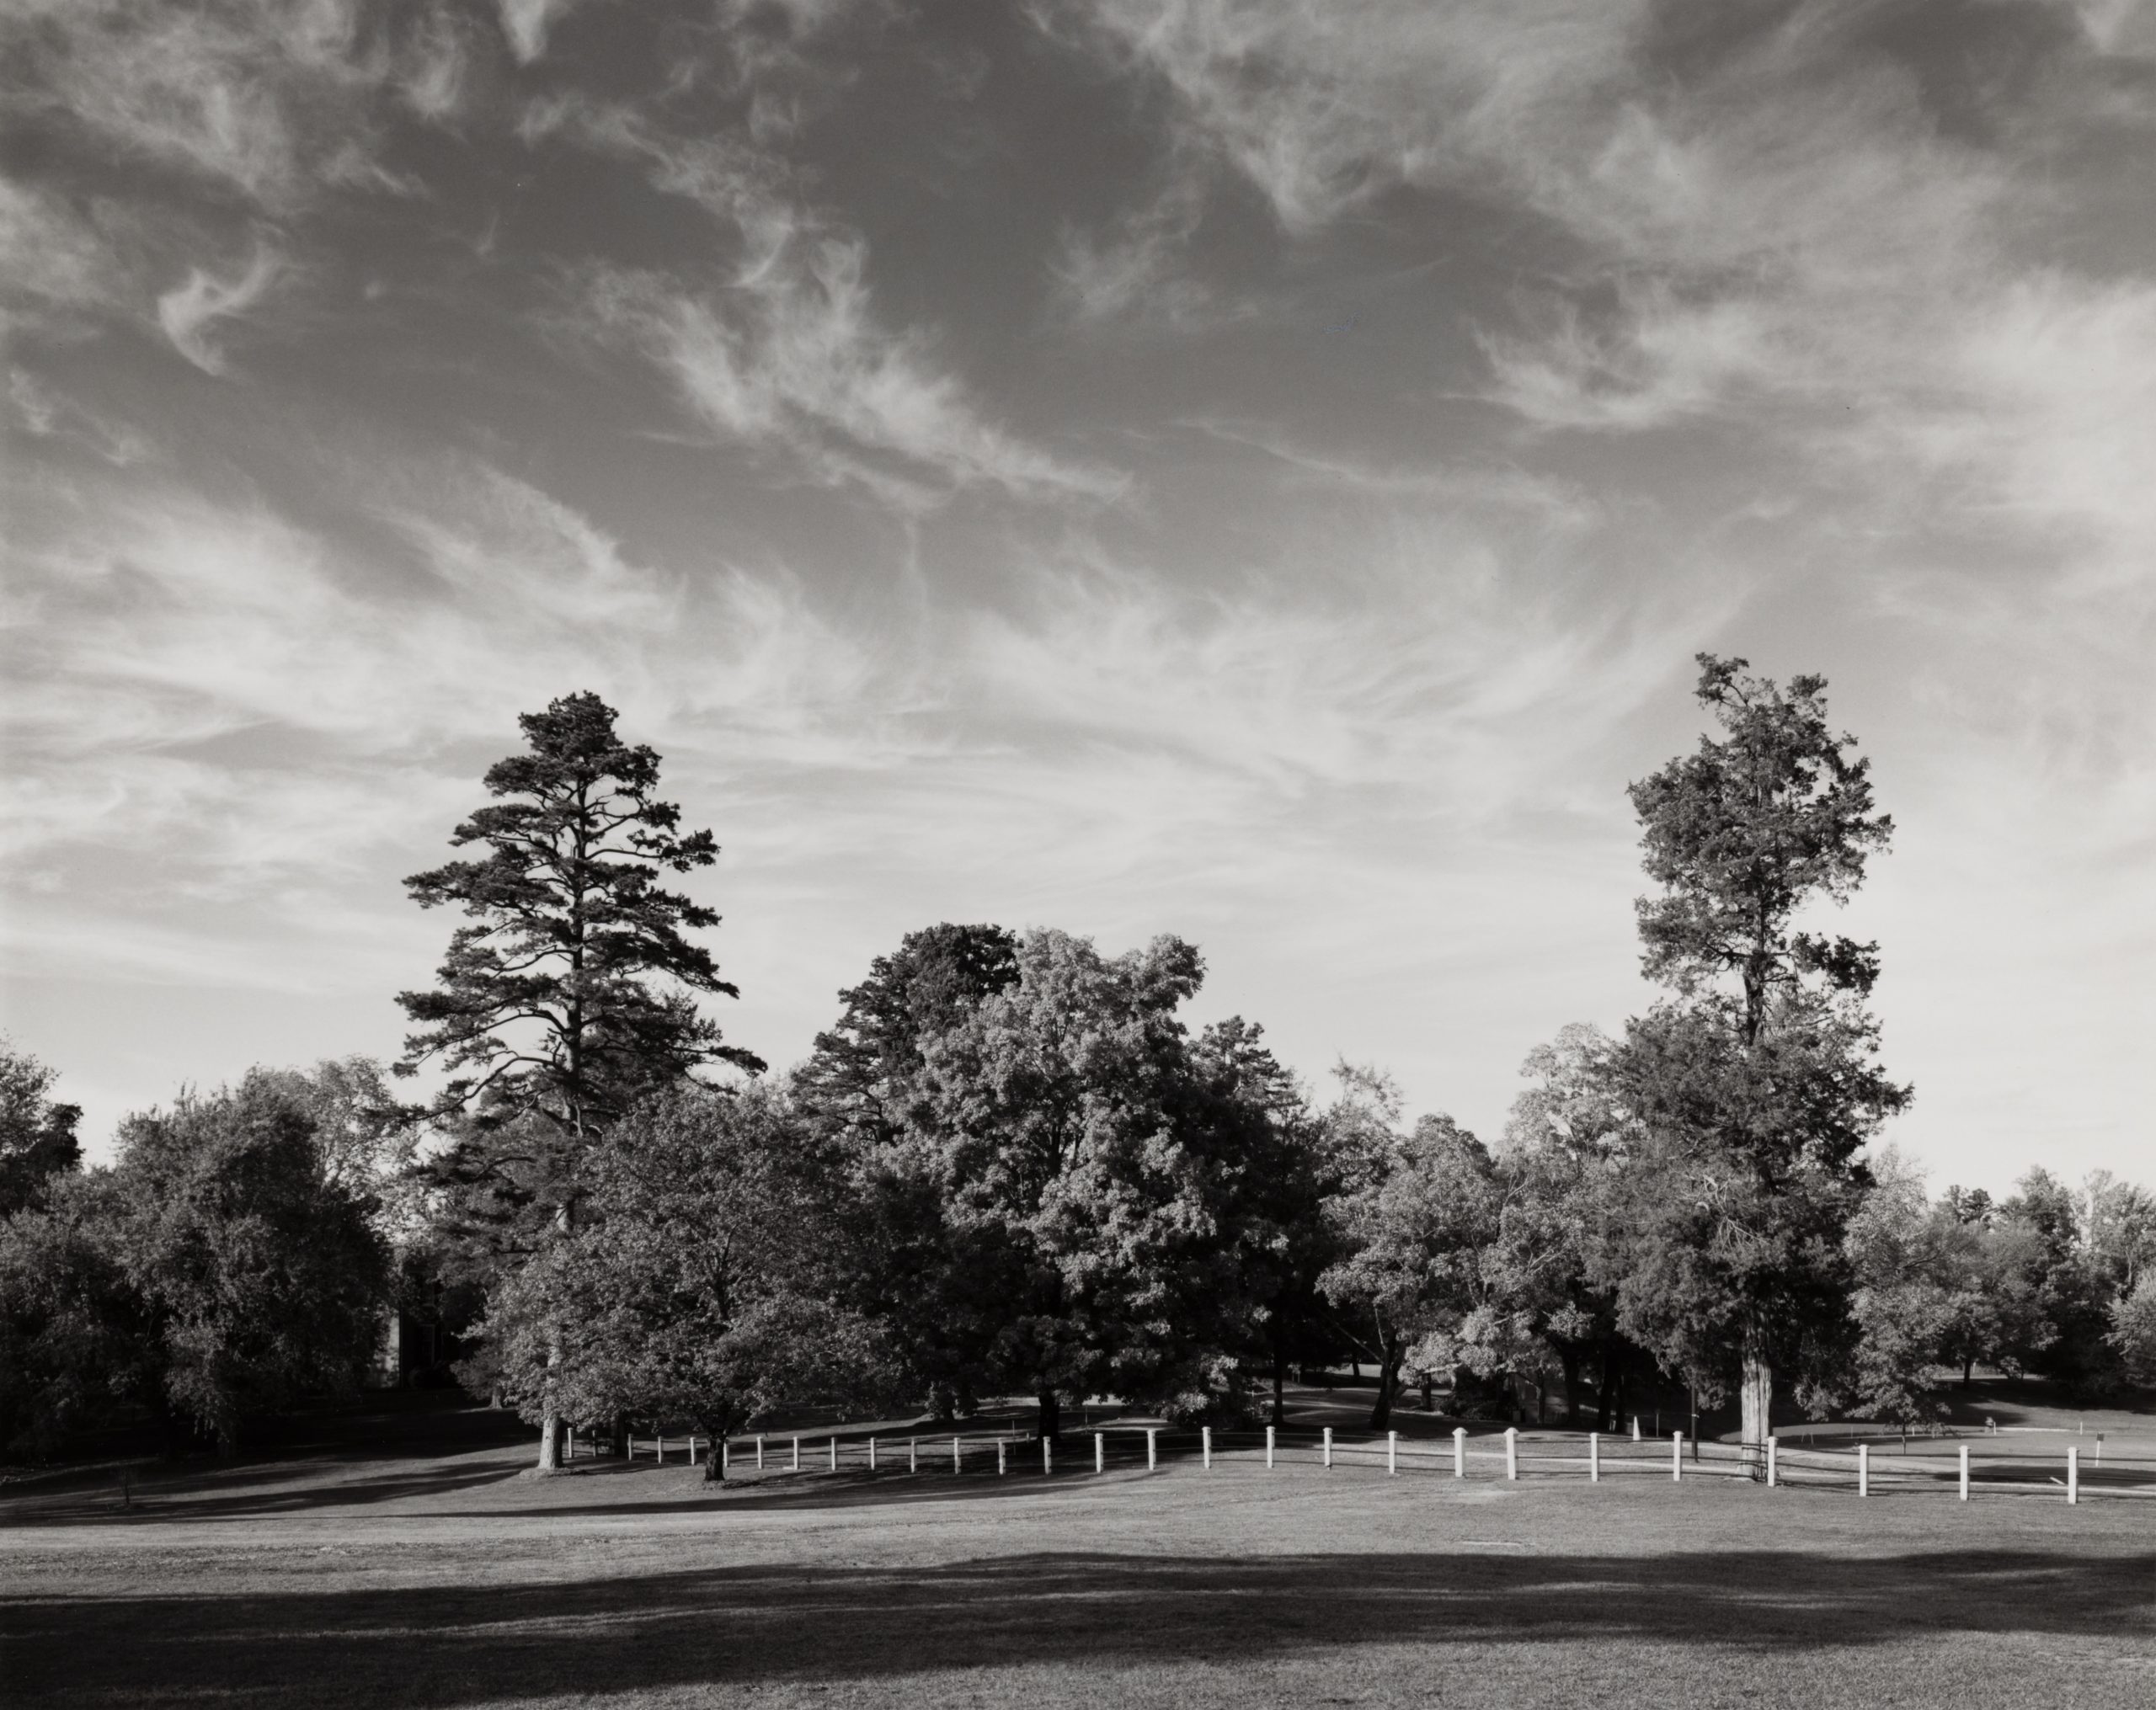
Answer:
top-left (155, 246), bottom-right (282, 374)
top-left (535, 100), bottom-right (1128, 503)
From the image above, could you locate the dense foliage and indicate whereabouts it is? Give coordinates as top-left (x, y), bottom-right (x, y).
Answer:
top-left (5, 673), bottom-right (2149, 1470)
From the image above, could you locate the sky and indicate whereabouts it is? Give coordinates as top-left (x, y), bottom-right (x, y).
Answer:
top-left (3, 0), bottom-right (2153, 1193)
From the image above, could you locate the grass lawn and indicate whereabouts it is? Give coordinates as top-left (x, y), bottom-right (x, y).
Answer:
top-left (3, 1398), bottom-right (2152, 1709)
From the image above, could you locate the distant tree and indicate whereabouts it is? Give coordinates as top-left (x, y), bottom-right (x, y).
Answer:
top-left (1500, 1024), bottom-right (1636, 1428)
top-left (1318, 1111), bottom-right (1503, 1430)
top-left (1998, 1169), bottom-right (2116, 1397)
top-left (482, 1088), bottom-right (899, 1476)
top-left (0, 1041), bottom-right (83, 1217)
top-left (239, 1058), bottom-right (419, 1235)
top-left (397, 691), bottom-right (760, 1469)
top-left (1843, 1151), bottom-right (1960, 1425)
top-left (796, 924), bottom-right (1021, 1149)
top-left (900, 930), bottom-right (1260, 1436)
top-left (792, 924), bottom-right (1023, 1417)
top-left (104, 1081), bottom-right (388, 1456)
top-left (1604, 656), bottom-right (1908, 1468)
top-left (2108, 1278), bottom-right (2156, 1388)
top-left (0, 1177), bottom-right (151, 1458)
top-left (1190, 1018), bottom-right (1328, 1428)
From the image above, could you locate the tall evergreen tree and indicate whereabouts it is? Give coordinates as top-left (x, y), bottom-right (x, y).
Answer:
top-left (1607, 655), bottom-right (1908, 1470)
top-left (397, 691), bottom-right (760, 1469)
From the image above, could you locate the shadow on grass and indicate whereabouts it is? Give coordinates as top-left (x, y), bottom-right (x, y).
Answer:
top-left (5, 1545), bottom-right (2150, 1705)
top-left (0, 1459), bottom-right (527, 1525)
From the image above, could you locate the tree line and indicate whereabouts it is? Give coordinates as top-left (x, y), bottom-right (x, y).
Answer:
top-left (3, 663), bottom-right (2151, 1472)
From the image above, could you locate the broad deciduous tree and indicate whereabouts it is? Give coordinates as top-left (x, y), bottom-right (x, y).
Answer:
top-left (482, 1088), bottom-right (898, 1475)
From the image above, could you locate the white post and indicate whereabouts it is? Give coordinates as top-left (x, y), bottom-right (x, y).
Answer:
top-left (791, 1436), bottom-right (799, 1473)
top-left (1504, 1427), bottom-right (1518, 1481)
top-left (909, 1437), bottom-right (918, 1474)
top-left (1673, 1433), bottom-right (1684, 1482)
top-left (723, 1439), bottom-right (731, 1473)
top-left (1042, 1436), bottom-right (1052, 1476)
top-left (1959, 1443), bottom-right (1969, 1501)
top-left (997, 1441), bottom-right (1006, 1476)
top-left (566, 1426), bottom-right (574, 1458)
top-left (1096, 1432), bottom-right (1105, 1473)
top-left (1631, 1415), bottom-right (1640, 1442)
top-left (1859, 1443), bottom-right (1870, 1498)
top-left (1203, 1426), bottom-right (1213, 1470)
top-left (954, 1436), bottom-right (963, 1475)
top-left (755, 1436), bottom-right (765, 1471)
top-left (1387, 1431), bottom-right (1397, 1476)
top-left (1322, 1426), bottom-right (1333, 1468)
top-left (1266, 1426), bottom-right (1275, 1469)
top-left (690, 1436), bottom-right (697, 1468)
top-left (869, 1436), bottom-right (877, 1472)
top-left (1453, 1426), bottom-right (1466, 1478)
top-left (2067, 1446), bottom-right (2079, 1505)
top-left (829, 1437), bottom-right (837, 1473)
top-left (1765, 1435), bottom-right (1776, 1488)
top-left (1589, 1432), bottom-right (1599, 1483)
top-left (657, 1436), bottom-right (664, 1464)
top-left (1146, 1428), bottom-right (1158, 1471)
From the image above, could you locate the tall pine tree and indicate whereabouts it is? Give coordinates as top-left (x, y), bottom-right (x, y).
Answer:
top-left (1608, 655), bottom-right (1908, 1473)
top-left (397, 692), bottom-right (759, 1469)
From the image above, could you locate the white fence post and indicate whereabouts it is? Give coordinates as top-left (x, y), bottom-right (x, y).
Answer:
top-left (1203, 1427), bottom-right (1213, 1470)
top-left (1958, 1443), bottom-right (1969, 1501)
top-left (567, 1426), bottom-right (574, 1459)
top-left (2067, 1446), bottom-right (2079, 1505)
top-left (1673, 1433), bottom-right (1684, 1482)
top-left (868, 1436), bottom-right (877, 1472)
top-left (1146, 1428), bottom-right (1158, 1471)
top-left (1504, 1427), bottom-right (1518, 1481)
top-left (1453, 1426), bottom-right (1466, 1478)
top-left (657, 1436), bottom-right (664, 1464)
top-left (1322, 1426), bottom-right (1333, 1469)
top-left (1096, 1432), bottom-right (1105, 1473)
top-left (1631, 1415), bottom-right (1640, 1442)
top-left (1266, 1425), bottom-right (1275, 1469)
top-left (997, 1441), bottom-right (1006, 1476)
top-left (1765, 1435), bottom-right (1776, 1489)
top-left (690, 1436), bottom-right (697, 1468)
top-left (755, 1436), bottom-right (765, 1471)
top-left (1043, 1436), bottom-right (1053, 1476)
top-left (1589, 1432), bottom-right (1599, 1482)
top-left (829, 1437), bottom-right (837, 1473)
top-left (909, 1437), bottom-right (918, 1474)
top-left (1858, 1443), bottom-right (1869, 1498)
top-left (955, 1436), bottom-right (963, 1475)
top-left (1387, 1431), bottom-right (1397, 1476)
top-left (791, 1436), bottom-right (800, 1473)
top-left (723, 1439), bottom-right (731, 1473)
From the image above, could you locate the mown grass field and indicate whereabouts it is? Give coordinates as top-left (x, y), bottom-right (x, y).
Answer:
top-left (5, 1393), bottom-right (2153, 1710)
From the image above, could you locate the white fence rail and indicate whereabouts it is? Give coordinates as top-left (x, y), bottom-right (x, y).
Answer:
top-left (574, 1420), bottom-right (2155, 1505)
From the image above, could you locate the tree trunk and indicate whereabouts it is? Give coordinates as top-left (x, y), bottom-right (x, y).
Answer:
top-left (1738, 1346), bottom-right (1773, 1482)
top-left (1369, 1345), bottom-right (1401, 1431)
top-left (1961, 1357), bottom-right (1974, 1389)
top-left (536, 1385), bottom-right (563, 1473)
top-left (1420, 1370), bottom-right (1434, 1412)
top-left (1038, 1386), bottom-right (1061, 1441)
top-left (1561, 1345), bottom-right (1582, 1427)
